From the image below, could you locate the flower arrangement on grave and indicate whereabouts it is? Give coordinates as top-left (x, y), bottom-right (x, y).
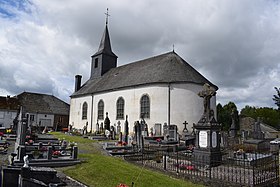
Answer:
top-left (52, 150), bottom-right (61, 158)
top-left (156, 138), bottom-right (162, 143)
top-left (117, 141), bottom-right (127, 146)
top-left (174, 163), bottom-right (195, 170)
top-left (117, 184), bottom-right (129, 187)
top-left (6, 129), bottom-right (12, 134)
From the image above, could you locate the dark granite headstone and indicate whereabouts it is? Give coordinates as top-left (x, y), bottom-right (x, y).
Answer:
top-left (124, 115), bottom-right (129, 144)
top-left (104, 112), bottom-right (110, 131)
top-left (96, 120), bottom-right (99, 134)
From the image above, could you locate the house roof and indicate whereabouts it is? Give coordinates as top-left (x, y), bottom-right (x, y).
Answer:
top-left (72, 51), bottom-right (218, 97)
top-left (0, 96), bottom-right (20, 111)
top-left (17, 92), bottom-right (70, 115)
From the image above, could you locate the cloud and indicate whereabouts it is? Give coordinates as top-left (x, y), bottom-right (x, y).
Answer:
top-left (0, 0), bottom-right (279, 110)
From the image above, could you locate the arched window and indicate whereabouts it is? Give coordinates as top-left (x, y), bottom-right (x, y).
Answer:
top-left (98, 100), bottom-right (104, 120)
top-left (116, 97), bottom-right (125, 119)
top-left (82, 102), bottom-right (88, 120)
top-left (140, 95), bottom-right (150, 118)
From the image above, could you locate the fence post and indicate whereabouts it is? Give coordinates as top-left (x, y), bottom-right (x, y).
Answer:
top-left (275, 154), bottom-right (279, 186)
top-left (141, 144), bottom-right (144, 165)
top-left (176, 145), bottom-right (179, 174)
top-left (163, 153), bottom-right (167, 170)
top-left (252, 154), bottom-right (255, 186)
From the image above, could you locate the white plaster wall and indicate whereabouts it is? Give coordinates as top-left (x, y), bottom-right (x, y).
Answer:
top-left (169, 83), bottom-right (217, 133)
top-left (35, 113), bottom-right (54, 127)
top-left (0, 110), bottom-right (17, 128)
top-left (69, 95), bottom-right (92, 130)
top-left (70, 83), bottom-right (217, 134)
top-left (92, 84), bottom-right (169, 134)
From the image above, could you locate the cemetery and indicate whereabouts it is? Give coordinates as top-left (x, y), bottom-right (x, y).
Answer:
top-left (0, 84), bottom-right (279, 187)
top-left (97, 84), bottom-right (279, 187)
top-left (0, 107), bottom-right (81, 187)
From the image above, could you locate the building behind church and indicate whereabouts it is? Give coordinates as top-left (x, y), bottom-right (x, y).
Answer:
top-left (69, 21), bottom-right (218, 134)
top-left (0, 92), bottom-right (69, 131)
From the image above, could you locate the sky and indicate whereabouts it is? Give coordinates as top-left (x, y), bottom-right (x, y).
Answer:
top-left (0, 0), bottom-right (280, 110)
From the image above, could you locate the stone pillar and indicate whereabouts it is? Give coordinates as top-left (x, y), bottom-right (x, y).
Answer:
top-left (17, 146), bottom-right (26, 161)
top-left (72, 146), bottom-right (78, 159)
top-left (47, 147), bottom-right (53, 160)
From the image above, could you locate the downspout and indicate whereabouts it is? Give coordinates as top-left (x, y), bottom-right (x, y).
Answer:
top-left (168, 83), bottom-right (171, 126)
top-left (90, 94), bottom-right (94, 133)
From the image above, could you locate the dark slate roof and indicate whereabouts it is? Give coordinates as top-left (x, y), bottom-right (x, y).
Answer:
top-left (72, 51), bottom-right (218, 97)
top-left (92, 25), bottom-right (117, 58)
top-left (17, 92), bottom-right (70, 115)
top-left (0, 96), bottom-right (20, 110)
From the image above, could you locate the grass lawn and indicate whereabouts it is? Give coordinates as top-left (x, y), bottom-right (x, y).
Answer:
top-left (51, 132), bottom-right (203, 187)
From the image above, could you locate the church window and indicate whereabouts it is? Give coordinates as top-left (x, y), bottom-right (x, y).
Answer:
top-left (82, 102), bottom-right (88, 120)
top-left (94, 58), bottom-right (98, 68)
top-left (98, 100), bottom-right (104, 119)
top-left (116, 97), bottom-right (124, 119)
top-left (140, 95), bottom-right (150, 118)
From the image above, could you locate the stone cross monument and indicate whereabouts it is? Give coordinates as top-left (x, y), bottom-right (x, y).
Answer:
top-left (193, 83), bottom-right (222, 166)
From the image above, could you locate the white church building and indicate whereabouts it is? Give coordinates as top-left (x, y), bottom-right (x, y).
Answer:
top-left (69, 22), bottom-right (218, 134)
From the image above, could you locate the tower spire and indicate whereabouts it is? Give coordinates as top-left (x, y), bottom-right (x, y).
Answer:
top-left (90, 9), bottom-right (118, 79)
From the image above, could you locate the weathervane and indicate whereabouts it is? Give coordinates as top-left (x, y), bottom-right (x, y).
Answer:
top-left (105, 8), bottom-right (110, 25)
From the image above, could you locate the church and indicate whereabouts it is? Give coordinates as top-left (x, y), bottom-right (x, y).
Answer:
top-left (69, 21), bottom-right (218, 134)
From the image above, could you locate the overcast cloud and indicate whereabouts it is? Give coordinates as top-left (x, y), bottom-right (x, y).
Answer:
top-left (0, 0), bottom-right (280, 110)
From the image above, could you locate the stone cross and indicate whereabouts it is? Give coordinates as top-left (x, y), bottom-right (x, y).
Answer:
top-left (183, 121), bottom-right (188, 133)
top-left (198, 83), bottom-right (216, 118)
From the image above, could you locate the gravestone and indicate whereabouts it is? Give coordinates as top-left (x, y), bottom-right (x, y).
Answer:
top-left (119, 132), bottom-right (122, 142)
top-left (134, 121), bottom-right (143, 149)
top-left (252, 117), bottom-right (264, 140)
top-left (100, 122), bottom-right (104, 133)
top-left (181, 121), bottom-right (188, 139)
top-left (168, 125), bottom-right (178, 141)
top-left (193, 83), bottom-right (222, 166)
top-left (104, 112), bottom-right (110, 131)
top-left (229, 109), bottom-right (238, 138)
top-left (124, 115), bottom-right (129, 144)
top-left (111, 126), bottom-right (116, 140)
top-left (154, 123), bottom-right (162, 136)
top-left (163, 123), bottom-right (168, 136)
top-left (96, 120), bottom-right (99, 134)
top-left (117, 121), bottom-right (121, 135)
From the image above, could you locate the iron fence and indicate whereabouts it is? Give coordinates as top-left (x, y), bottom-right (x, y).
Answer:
top-left (124, 146), bottom-right (279, 187)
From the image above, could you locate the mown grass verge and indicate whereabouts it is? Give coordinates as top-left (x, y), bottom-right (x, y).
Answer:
top-left (51, 132), bottom-right (203, 187)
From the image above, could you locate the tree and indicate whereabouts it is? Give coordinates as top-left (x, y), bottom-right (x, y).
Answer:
top-left (273, 87), bottom-right (280, 110)
top-left (241, 105), bottom-right (280, 129)
top-left (217, 102), bottom-right (239, 131)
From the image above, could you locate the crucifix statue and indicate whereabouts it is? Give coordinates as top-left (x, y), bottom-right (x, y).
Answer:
top-left (198, 83), bottom-right (216, 119)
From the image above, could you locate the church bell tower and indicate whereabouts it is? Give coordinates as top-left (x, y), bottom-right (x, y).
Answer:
top-left (91, 9), bottom-right (118, 79)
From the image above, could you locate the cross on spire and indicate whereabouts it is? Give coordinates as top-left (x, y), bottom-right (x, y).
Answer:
top-left (105, 8), bottom-right (110, 25)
